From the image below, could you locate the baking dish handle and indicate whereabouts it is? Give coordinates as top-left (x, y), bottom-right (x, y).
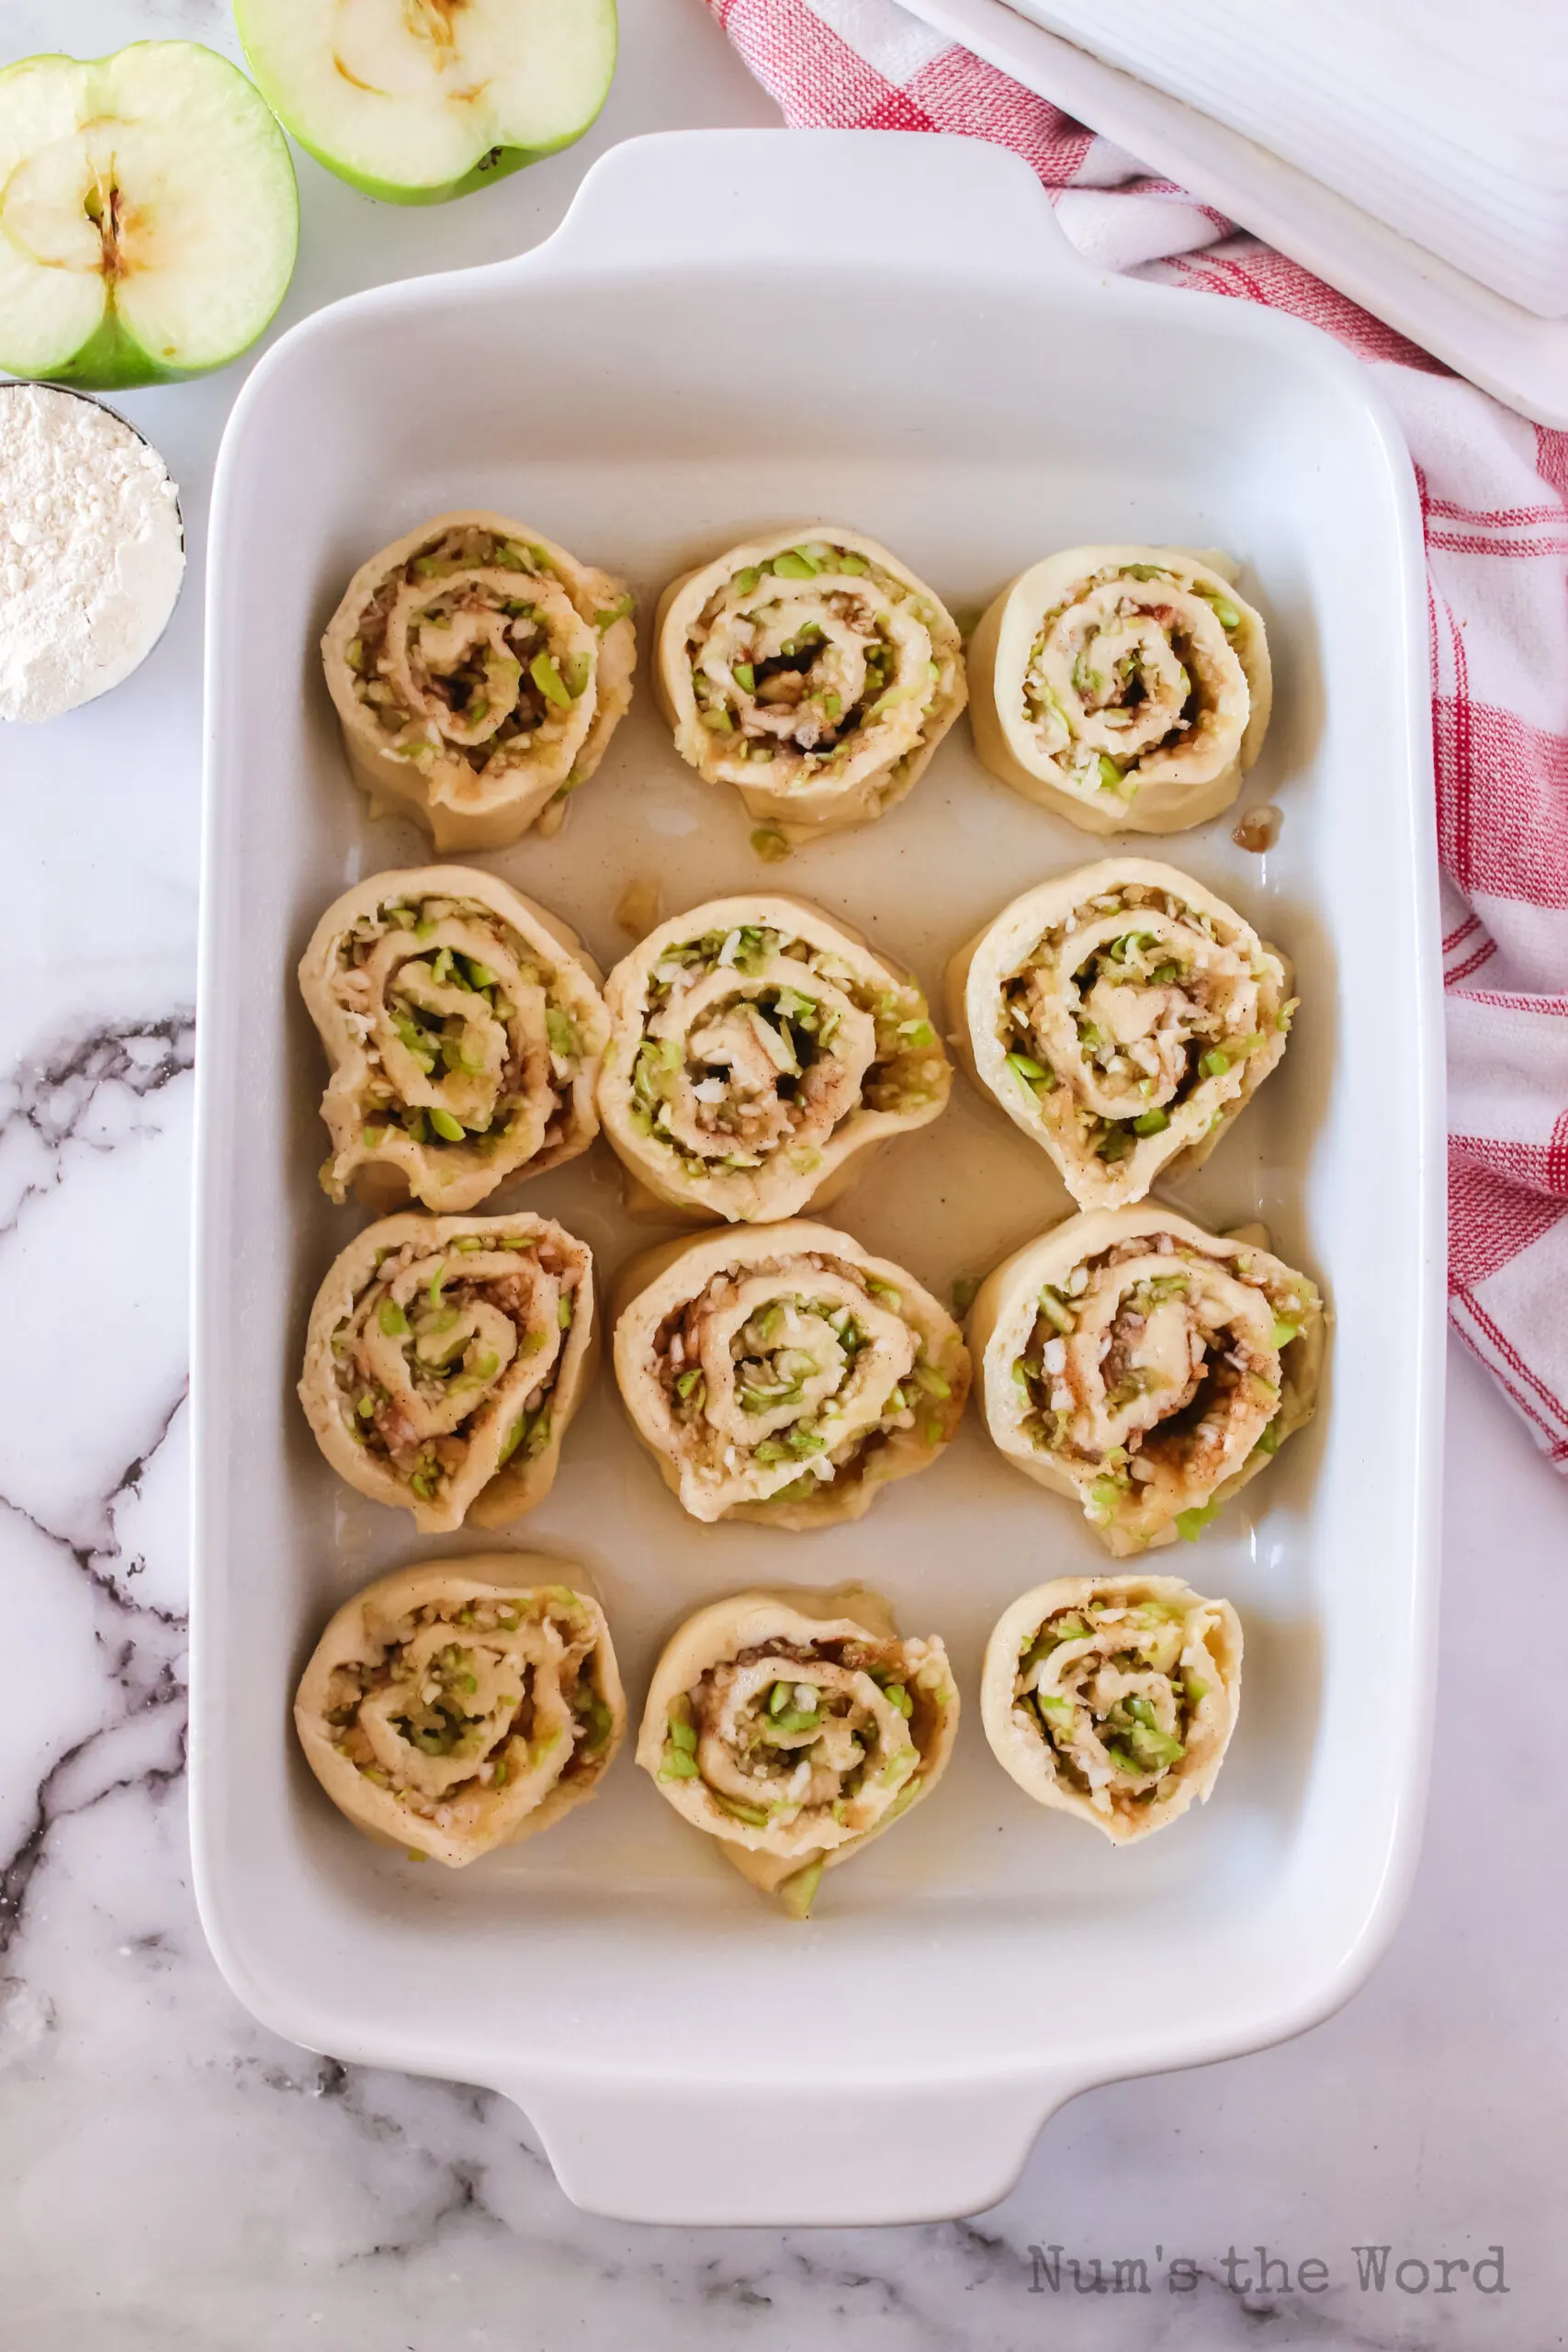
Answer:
top-left (502, 2070), bottom-right (1079, 2227)
top-left (536, 128), bottom-right (1087, 285)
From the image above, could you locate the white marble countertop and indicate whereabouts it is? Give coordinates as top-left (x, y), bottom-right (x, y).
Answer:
top-left (3, 1), bottom-right (1565, 2342)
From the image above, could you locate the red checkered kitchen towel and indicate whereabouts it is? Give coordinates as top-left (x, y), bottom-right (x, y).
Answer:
top-left (711, 0), bottom-right (1568, 1468)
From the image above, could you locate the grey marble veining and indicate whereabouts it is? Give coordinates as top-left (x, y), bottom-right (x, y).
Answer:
top-left (2, 2), bottom-right (1565, 2345)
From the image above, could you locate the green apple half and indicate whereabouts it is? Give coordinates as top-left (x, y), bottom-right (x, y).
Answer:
top-left (0, 43), bottom-right (299, 390)
top-left (233, 0), bottom-right (617, 205)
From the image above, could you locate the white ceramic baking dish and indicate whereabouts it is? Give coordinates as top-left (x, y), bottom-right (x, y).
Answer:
top-left (194, 129), bottom-right (1443, 2227)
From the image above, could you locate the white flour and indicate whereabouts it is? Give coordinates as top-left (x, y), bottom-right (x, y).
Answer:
top-left (0, 385), bottom-right (186, 725)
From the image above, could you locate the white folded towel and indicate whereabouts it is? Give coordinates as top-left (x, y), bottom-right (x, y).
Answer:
top-left (1004, 0), bottom-right (1568, 314)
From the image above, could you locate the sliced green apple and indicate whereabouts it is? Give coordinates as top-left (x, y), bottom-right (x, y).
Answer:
top-left (0, 42), bottom-right (299, 390)
top-left (233, 0), bottom-right (616, 205)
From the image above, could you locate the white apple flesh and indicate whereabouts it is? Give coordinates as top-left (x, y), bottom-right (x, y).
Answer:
top-left (0, 42), bottom-right (299, 390)
top-left (234, 0), bottom-right (616, 204)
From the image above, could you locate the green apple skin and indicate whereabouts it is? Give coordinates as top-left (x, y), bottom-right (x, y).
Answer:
top-left (232, 0), bottom-right (616, 206)
top-left (0, 44), bottom-right (299, 390)
top-left (0, 224), bottom-right (288, 392)
top-left (282, 122), bottom-right (592, 209)
top-left (25, 308), bottom-right (189, 393)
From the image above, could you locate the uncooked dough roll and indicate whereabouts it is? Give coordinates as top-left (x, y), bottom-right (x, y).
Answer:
top-left (295, 1559), bottom-right (625, 1869)
top-left (947, 858), bottom-right (1293, 1209)
top-left (299, 1211), bottom-right (595, 1533)
top-left (971, 1206), bottom-right (1325, 1555)
top-left (321, 511), bottom-right (635, 850)
top-left (968, 546), bottom-right (1271, 833)
top-left (654, 526), bottom-right (965, 842)
top-left (597, 894), bottom-right (949, 1222)
top-left (637, 1587), bottom-right (958, 1915)
top-left (613, 1222), bottom-right (970, 1529)
top-left (299, 865), bottom-right (609, 1214)
top-left (981, 1573), bottom-right (1241, 1844)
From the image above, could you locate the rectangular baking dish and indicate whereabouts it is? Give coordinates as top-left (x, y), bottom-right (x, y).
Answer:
top-left (194, 129), bottom-right (1443, 2228)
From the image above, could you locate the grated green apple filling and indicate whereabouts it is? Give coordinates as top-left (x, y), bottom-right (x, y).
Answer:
top-left (348, 523), bottom-right (610, 774)
top-left (1008, 1235), bottom-right (1314, 1535)
top-left (1021, 560), bottom-right (1244, 797)
top-left (655, 1635), bottom-right (946, 1847)
top-left (995, 883), bottom-right (1293, 1163)
top-left (331, 892), bottom-right (585, 1158)
top-left (327, 1230), bottom-right (582, 1505)
top-left (323, 1590), bottom-right (612, 1830)
top-left (682, 540), bottom-right (950, 788)
top-left (1012, 1596), bottom-right (1211, 1814)
top-left (626, 922), bottom-right (942, 1181)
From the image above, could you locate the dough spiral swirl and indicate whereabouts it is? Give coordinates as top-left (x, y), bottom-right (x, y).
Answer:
top-left (295, 1560), bottom-right (624, 1869)
top-left (598, 894), bottom-right (949, 1221)
top-left (968, 545), bottom-right (1270, 833)
top-left (971, 1206), bottom-right (1325, 1554)
top-left (948, 858), bottom-right (1292, 1209)
top-left (613, 1222), bottom-right (969, 1528)
top-left (981, 1574), bottom-right (1241, 1843)
top-left (321, 510), bottom-right (635, 851)
top-left (300, 866), bottom-right (609, 1214)
top-left (299, 1211), bottom-right (594, 1532)
top-left (637, 1587), bottom-right (958, 1915)
top-left (655, 526), bottom-right (965, 842)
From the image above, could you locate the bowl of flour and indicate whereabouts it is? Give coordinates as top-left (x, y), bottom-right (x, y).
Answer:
top-left (0, 383), bottom-right (186, 725)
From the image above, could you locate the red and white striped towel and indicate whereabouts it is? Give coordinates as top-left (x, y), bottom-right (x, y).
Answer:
top-left (710, 0), bottom-right (1568, 1468)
